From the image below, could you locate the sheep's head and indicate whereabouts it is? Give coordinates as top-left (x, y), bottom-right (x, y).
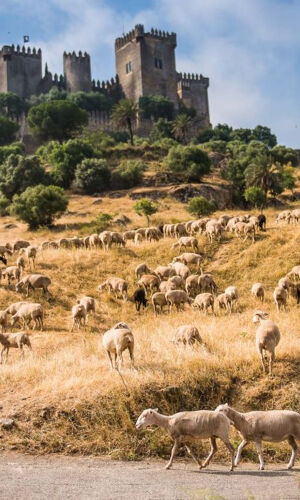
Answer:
top-left (15, 281), bottom-right (24, 293)
top-left (253, 310), bottom-right (269, 323)
top-left (98, 283), bottom-right (105, 292)
top-left (136, 408), bottom-right (158, 430)
top-left (114, 322), bottom-right (130, 330)
top-left (10, 315), bottom-right (19, 327)
top-left (215, 403), bottom-right (234, 423)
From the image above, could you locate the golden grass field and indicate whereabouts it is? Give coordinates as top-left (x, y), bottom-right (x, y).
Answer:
top-left (0, 193), bottom-right (299, 462)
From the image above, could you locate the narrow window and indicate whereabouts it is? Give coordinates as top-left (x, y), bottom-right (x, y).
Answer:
top-left (126, 61), bottom-right (132, 74)
top-left (154, 58), bottom-right (163, 69)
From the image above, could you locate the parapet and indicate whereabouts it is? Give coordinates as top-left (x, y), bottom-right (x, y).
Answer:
top-left (0, 44), bottom-right (42, 58)
top-left (92, 75), bottom-right (120, 91)
top-left (177, 72), bottom-right (209, 87)
top-left (63, 50), bottom-right (90, 61)
top-left (115, 24), bottom-right (177, 50)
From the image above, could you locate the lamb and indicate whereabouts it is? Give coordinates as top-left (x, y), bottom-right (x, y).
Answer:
top-left (225, 286), bottom-right (239, 309)
top-left (0, 332), bottom-right (32, 363)
top-left (253, 310), bottom-right (280, 376)
top-left (111, 232), bottom-right (126, 247)
top-left (5, 302), bottom-right (27, 315)
top-left (137, 274), bottom-right (160, 295)
top-left (152, 292), bottom-right (167, 315)
top-left (205, 221), bottom-right (223, 243)
top-left (77, 296), bottom-right (96, 319)
top-left (185, 274), bottom-right (200, 297)
top-left (102, 325), bottom-right (135, 371)
top-left (11, 302), bottom-right (44, 330)
top-left (172, 237), bottom-right (198, 252)
top-left (193, 293), bottom-right (214, 315)
top-left (98, 277), bottom-right (128, 301)
top-left (251, 283), bottom-right (265, 302)
top-left (173, 325), bottom-right (202, 346)
top-left (136, 408), bottom-right (234, 471)
top-left (16, 256), bottom-right (25, 274)
top-left (0, 310), bottom-right (8, 332)
top-left (273, 285), bottom-right (288, 312)
top-left (13, 240), bottom-right (30, 252)
top-left (20, 246), bottom-right (37, 269)
top-left (165, 290), bottom-right (191, 312)
top-left (133, 288), bottom-right (148, 312)
top-left (99, 231), bottom-right (112, 250)
top-left (215, 404), bottom-right (300, 470)
top-left (170, 262), bottom-right (190, 280)
top-left (15, 274), bottom-right (51, 298)
top-left (154, 265), bottom-right (175, 280)
top-left (216, 293), bottom-right (232, 314)
top-left (2, 266), bottom-right (20, 285)
top-left (71, 303), bottom-right (86, 331)
top-left (135, 263), bottom-right (151, 280)
top-left (198, 273), bottom-right (217, 294)
top-left (172, 253), bottom-right (203, 272)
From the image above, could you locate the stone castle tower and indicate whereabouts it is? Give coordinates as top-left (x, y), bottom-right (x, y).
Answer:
top-left (0, 44), bottom-right (42, 98)
top-left (63, 51), bottom-right (92, 93)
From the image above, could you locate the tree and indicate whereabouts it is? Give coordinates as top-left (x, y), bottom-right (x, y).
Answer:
top-left (0, 92), bottom-right (24, 118)
top-left (212, 123), bottom-right (232, 142)
top-left (244, 186), bottom-right (266, 209)
top-left (74, 158), bottom-right (111, 194)
top-left (149, 118), bottom-right (174, 142)
top-left (11, 184), bottom-right (68, 229)
top-left (111, 160), bottom-right (145, 190)
top-left (164, 145), bottom-right (211, 181)
top-left (0, 154), bottom-right (49, 200)
top-left (27, 100), bottom-right (88, 142)
top-left (172, 113), bottom-right (193, 144)
top-left (139, 96), bottom-right (174, 121)
top-left (111, 98), bottom-right (138, 145)
top-left (251, 125), bottom-right (277, 148)
top-left (134, 198), bottom-right (157, 225)
top-left (271, 145), bottom-right (298, 167)
top-left (230, 128), bottom-right (252, 143)
top-left (0, 142), bottom-right (25, 163)
top-left (244, 153), bottom-right (282, 195)
top-left (69, 91), bottom-right (112, 113)
top-left (187, 196), bottom-right (216, 217)
top-left (0, 116), bottom-right (19, 145)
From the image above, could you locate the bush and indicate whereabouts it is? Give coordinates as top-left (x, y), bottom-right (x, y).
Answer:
top-left (0, 195), bottom-right (10, 216)
top-left (149, 118), bottom-right (174, 142)
top-left (139, 96), bottom-right (174, 121)
top-left (11, 184), bottom-right (68, 229)
top-left (164, 145), bottom-right (211, 181)
top-left (187, 196), bottom-right (216, 217)
top-left (111, 160), bottom-right (145, 190)
top-left (0, 116), bottom-right (19, 145)
top-left (244, 187), bottom-right (266, 208)
top-left (0, 142), bottom-right (25, 164)
top-left (74, 158), bottom-right (111, 194)
top-left (134, 198), bottom-right (158, 225)
top-left (0, 154), bottom-right (49, 200)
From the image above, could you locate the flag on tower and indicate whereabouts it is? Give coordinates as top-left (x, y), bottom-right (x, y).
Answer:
top-left (23, 35), bottom-right (29, 43)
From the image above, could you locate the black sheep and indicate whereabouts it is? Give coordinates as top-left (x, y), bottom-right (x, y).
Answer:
top-left (0, 256), bottom-right (7, 266)
top-left (133, 288), bottom-right (148, 312)
top-left (258, 214), bottom-right (266, 231)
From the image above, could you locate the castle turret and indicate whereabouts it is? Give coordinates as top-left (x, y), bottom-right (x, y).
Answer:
top-left (0, 45), bottom-right (42, 98)
top-left (63, 51), bottom-right (91, 93)
top-left (177, 73), bottom-right (210, 127)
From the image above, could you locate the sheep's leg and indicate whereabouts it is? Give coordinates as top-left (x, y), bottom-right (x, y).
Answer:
top-left (258, 346), bottom-right (266, 373)
top-left (5, 348), bottom-right (9, 363)
top-left (234, 439), bottom-right (248, 466)
top-left (255, 440), bottom-right (264, 470)
top-left (128, 345), bottom-right (135, 370)
top-left (269, 350), bottom-right (275, 377)
top-left (201, 437), bottom-right (217, 469)
top-left (222, 440), bottom-right (235, 471)
top-left (287, 436), bottom-right (298, 469)
top-left (165, 439), bottom-right (179, 470)
top-left (107, 351), bottom-right (114, 370)
top-left (185, 445), bottom-right (202, 469)
top-left (0, 346), bottom-right (5, 364)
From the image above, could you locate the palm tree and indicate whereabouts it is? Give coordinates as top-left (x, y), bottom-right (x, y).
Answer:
top-left (172, 113), bottom-right (193, 144)
top-left (244, 153), bottom-right (282, 195)
top-left (111, 98), bottom-right (138, 145)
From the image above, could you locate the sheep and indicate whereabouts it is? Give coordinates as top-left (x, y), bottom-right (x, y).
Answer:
top-left (167, 275), bottom-right (185, 290)
top-left (291, 209), bottom-right (300, 224)
top-left (102, 326), bottom-right (135, 371)
top-left (13, 240), bottom-right (30, 252)
top-left (137, 274), bottom-right (160, 295)
top-left (218, 215), bottom-right (231, 228)
top-left (159, 281), bottom-right (171, 293)
top-left (70, 237), bottom-right (84, 249)
top-left (288, 265), bottom-right (300, 281)
top-left (77, 296), bottom-right (96, 320)
top-left (71, 303), bottom-right (86, 331)
top-left (5, 302), bottom-right (28, 315)
top-left (15, 274), bottom-right (51, 298)
top-left (278, 276), bottom-right (291, 292)
top-left (134, 232), bottom-right (143, 245)
top-left (165, 290), bottom-right (191, 312)
top-left (235, 221), bottom-right (256, 242)
top-left (135, 227), bottom-right (147, 239)
top-left (0, 332), bottom-right (32, 363)
top-left (206, 221), bottom-right (223, 243)
top-left (226, 217), bottom-right (239, 233)
top-left (98, 277), bottom-right (128, 301)
top-left (152, 292), bottom-right (167, 315)
top-left (290, 283), bottom-right (300, 305)
top-left (20, 246), bottom-right (37, 269)
top-left (11, 303), bottom-right (44, 330)
top-left (172, 237), bottom-right (198, 252)
top-left (185, 220), bottom-right (194, 233)
top-left (16, 256), bottom-right (25, 275)
top-left (257, 214), bottom-right (266, 231)
top-left (2, 266), bottom-right (20, 285)
top-left (89, 233), bottom-right (101, 248)
top-left (276, 210), bottom-right (291, 224)
top-left (145, 227), bottom-right (162, 242)
top-left (215, 403), bottom-right (300, 471)
top-left (190, 219), bottom-right (209, 235)
top-left (0, 246), bottom-right (12, 258)
top-left (58, 238), bottom-right (72, 249)
top-left (185, 274), bottom-right (200, 297)
top-left (135, 263), bottom-right (151, 280)
top-left (173, 325), bottom-right (202, 346)
top-left (99, 231), bottom-right (112, 250)
top-left (193, 293), bottom-right (214, 315)
top-left (225, 286), bottom-right (239, 309)
top-left (174, 223), bottom-right (187, 238)
top-left (198, 274), bottom-right (217, 294)
top-left (136, 408), bottom-right (234, 471)
top-left (154, 265), bottom-right (175, 280)
top-left (0, 310), bottom-right (8, 332)
top-left (170, 262), bottom-right (190, 280)
top-left (172, 253), bottom-right (203, 272)
top-left (123, 230), bottom-right (136, 242)
top-left (251, 283), bottom-right (265, 302)
top-left (111, 232), bottom-right (126, 247)
top-left (133, 288), bottom-right (148, 312)
top-left (273, 285), bottom-right (288, 312)
top-left (216, 293), bottom-right (232, 314)
top-left (253, 310), bottom-right (280, 376)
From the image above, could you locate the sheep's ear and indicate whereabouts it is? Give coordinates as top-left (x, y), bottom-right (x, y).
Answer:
top-left (224, 403), bottom-right (229, 407)
top-left (154, 408), bottom-right (158, 412)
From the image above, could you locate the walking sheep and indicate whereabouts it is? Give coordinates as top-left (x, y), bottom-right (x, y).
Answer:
top-left (0, 332), bottom-right (32, 363)
top-left (11, 303), bottom-right (44, 330)
top-left (15, 274), bottom-right (51, 298)
top-left (102, 325), bottom-right (135, 371)
top-left (173, 325), bottom-right (202, 346)
top-left (251, 283), bottom-right (265, 302)
top-left (253, 310), bottom-right (280, 376)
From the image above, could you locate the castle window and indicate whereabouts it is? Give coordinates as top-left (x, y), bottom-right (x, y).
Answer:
top-left (126, 61), bottom-right (132, 74)
top-left (154, 58), bottom-right (163, 69)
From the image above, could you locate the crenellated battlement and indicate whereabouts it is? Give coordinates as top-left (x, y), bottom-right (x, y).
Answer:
top-left (92, 75), bottom-right (119, 91)
top-left (177, 72), bottom-right (209, 85)
top-left (1, 44), bottom-right (41, 58)
top-left (63, 50), bottom-right (90, 61)
top-left (115, 24), bottom-right (176, 50)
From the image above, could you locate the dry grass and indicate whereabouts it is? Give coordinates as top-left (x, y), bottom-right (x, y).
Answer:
top-left (0, 194), bottom-right (299, 461)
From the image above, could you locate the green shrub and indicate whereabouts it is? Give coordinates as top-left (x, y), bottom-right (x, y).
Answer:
top-left (134, 198), bottom-right (158, 225)
top-left (0, 154), bottom-right (49, 200)
top-left (11, 184), bottom-right (68, 229)
top-left (187, 196), bottom-right (216, 217)
top-left (74, 158), bottom-right (111, 194)
top-left (111, 160), bottom-right (145, 190)
top-left (0, 142), bottom-right (25, 164)
top-left (244, 186), bottom-right (266, 208)
top-left (0, 116), bottom-right (19, 145)
top-left (164, 145), bottom-right (211, 181)
top-left (0, 195), bottom-right (10, 216)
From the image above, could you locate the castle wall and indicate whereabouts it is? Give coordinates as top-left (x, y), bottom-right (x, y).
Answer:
top-left (115, 28), bottom-right (143, 102)
top-left (63, 52), bottom-right (92, 93)
top-left (177, 74), bottom-right (210, 127)
top-left (0, 46), bottom-right (42, 98)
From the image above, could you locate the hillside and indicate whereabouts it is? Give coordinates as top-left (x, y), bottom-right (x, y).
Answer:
top-left (0, 194), bottom-right (299, 464)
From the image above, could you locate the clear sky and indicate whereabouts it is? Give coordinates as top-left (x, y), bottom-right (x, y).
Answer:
top-left (1, 0), bottom-right (299, 147)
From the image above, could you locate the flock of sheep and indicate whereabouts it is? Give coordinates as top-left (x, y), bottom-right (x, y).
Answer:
top-left (0, 207), bottom-right (299, 471)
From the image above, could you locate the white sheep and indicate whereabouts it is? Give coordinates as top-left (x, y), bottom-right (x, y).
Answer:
top-left (273, 285), bottom-right (288, 312)
top-left (251, 283), bottom-right (265, 302)
top-left (71, 303), bottom-right (86, 331)
top-left (172, 237), bottom-right (198, 252)
top-left (193, 293), bottom-right (214, 315)
top-left (98, 277), bottom-right (128, 301)
top-left (11, 302), bottom-right (44, 330)
top-left (165, 290), bottom-right (191, 312)
top-left (102, 326), bottom-right (135, 371)
top-left (173, 325), bottom-right (202, 346)
top-left (172, 252), bottom-right (203, 272)
top-left (253, 310), bottom-right (280, 376)
top-left (217, 293), bottom-right (232, 314)
top-left (77, 296), bottom-right (96, 320)
top-left (137, 274), bottom-right (160, 295)
top-left (0, 331), bottom-right (32, 363)
top-left (169, 262), bottom-right (190, 280)
top-left (20, 246), bottom-right (37, 269)
top-left (135, 263), bottom-right (151, 280)
top-left (2, 266), bottom-right (20, 285)
top-left (15, 274), bottom-right (51, 298)
top-left (151, 292), bottom-right (167, 315)
top-left (225, 286), bottom-right (239, 309)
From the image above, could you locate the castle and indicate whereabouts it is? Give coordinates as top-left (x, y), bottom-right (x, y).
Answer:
top-left (0, 24), bottom-right (210, 127)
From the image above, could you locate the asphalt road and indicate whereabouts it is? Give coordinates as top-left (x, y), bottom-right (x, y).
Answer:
top-left (0, 454), bottom-right (299, 499)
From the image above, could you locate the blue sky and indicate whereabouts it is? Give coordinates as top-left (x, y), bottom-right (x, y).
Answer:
top-left (1, 0), bottom-right (299, 147)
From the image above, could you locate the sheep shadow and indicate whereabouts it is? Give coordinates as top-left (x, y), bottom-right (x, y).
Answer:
top-left (188, 468), bottom-right (295, 477)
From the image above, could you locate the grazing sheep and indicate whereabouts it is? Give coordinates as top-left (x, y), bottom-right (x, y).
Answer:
top-left (11, 303), bottom-right (44, 330)
top-left (135, 263), bottom-right (151, 280)
top-left (235, 221), bottom-right (256, 242)
top-left (15, 274), bottom-right (51, 298)
top-left (198, 274), bottom-right (217, 294)
top-left (154, 265), bottom-right (175, 280)
top-left (216, 404), bottom-right (300, 470)
top-left (253, 310), bottom-right (280, 376)
top-left (191, 219), bottom-right (209, 235)
top-left (16, 256), bottom-right (25, 275)
top-left (193, 293), bottom-right (214, 315)
top-left (278, 276), bottom-right (291, 292)
top-left (99, 231), bottom-right (112, 250)
top-left (134, 232), bottom-right (143, 245)
top-left (165, 290), bottom-right (191, 312)
top-left (291, 209), bottom-right (300, 224)
top-left (135, 227), bottom-right (147, 239)
top-left (137, 274), bottom-right (160, 295)
top-left (111, 232), bottom-right (126, 247)
top-left (173, 253), bottom-right (203, 272)
top-left (225, 286), bottom-right (239, 309)
top-left (172, 237), bottom-right (198, 252)
top-left (71, 303), bottom-right (86, 331)
top-left (123, 230), bottom-right (136, 242)
top-left (102, 326), bottom-right (135, 371)
top-left (89, 233), bottom-right (101, 248)
top-left (288, 265), bottom-right (300, 281)
top-left (77, 296), bottom-right (96, 319)
top-left (133, 288), bottom-right (148, 312)
top-left (145, 227), bottom-right (162, 242)
top-left (0, 246), bottom-right (12, 259)
top-left (258, 214), bottom-right (266, 231)
top-left (276, 210), bottom-right (291, 224)
top-left (185, 274), bottom-right (200, 297)
top-left (0, 310), bottom-right (8, 332)
top-left (136, 408), bottom-right (234, 471)
top-left (13, 240), bottom-right (30, 252)
top-left (159, 281), bottom-right (171, 293)
top-left (58, 238), bottom-right (72, 249)
top-left (2, 266), bottom-right (20, 285)
top-left (170, 262), bottom-right (190, 280)
top-left (5, 302), bottom-right (28, 315)
top-left (173, 325), bottom-right (202, 346)
top-left (152, 292), bottom-right (167, 315)
top-left (217, 293), bottom-right (232, 314)
top-left (98, 277), bottom-right (128, 301)
top-left (174, 223), bottom-right (187, 238)
top-left (0, 332), bottom-right (32, 363)
top-left (273, 285), bottom-right (288, 312)
top-left (167, 275), bottom-right (185, 289)
top-left (206, 221), bottom-right (223, 243)
top-left (251, 283), bottom-right (265, 302)
top-left (20, 246), bottom-right (37, 269)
